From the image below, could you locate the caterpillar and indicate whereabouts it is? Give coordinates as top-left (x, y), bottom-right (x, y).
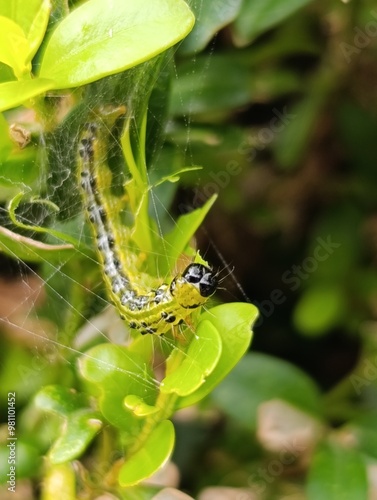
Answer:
top-left (78, 108), bottom-right (217, 335)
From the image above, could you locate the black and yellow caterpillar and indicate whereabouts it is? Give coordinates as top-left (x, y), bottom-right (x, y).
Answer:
top-left (78, 108), bottom-right (217, 335)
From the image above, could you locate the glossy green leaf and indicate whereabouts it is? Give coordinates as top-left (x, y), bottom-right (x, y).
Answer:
top-left (181, 0), bottom-right (243, 54)
top-left (307, 442), bottom-right (368, 499)
top-left (161, 320), bottom-right (222, 397)
top-left (177, 302), bottom-right (257, 408)
top-left (79, 344), bottom-right (158, 432)
top-left (35, 385), bottom-right (102, 464)
top-left (293, 285), bottom-right (347, 337)
top-left (39, 0), bottom-right (194, 89)
top-left (0, 78), bottom-right (54, 111)
top-left (119, 420), bottom-right (175, 487)
top-left (0, 0), bottom-right (51, 60)
top-left (0, 16), bottom-right (31, 78)
top-left (35, 385), bottom-right (89, 417)
top-left (212, 352), bottom-right (322, 429)
top-left (49, 409), bottom-right (102, 464)
top-left (233, 0), bottom-right (313, 45)
top-left (0, 224), bottom-right (75, 263)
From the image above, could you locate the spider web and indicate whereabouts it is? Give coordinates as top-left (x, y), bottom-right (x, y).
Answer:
top-left (0, 41), bottom-right (235, 410)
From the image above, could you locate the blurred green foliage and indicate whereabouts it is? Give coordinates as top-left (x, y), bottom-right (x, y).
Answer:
top-left (1, 0), bottom-right (377, 498)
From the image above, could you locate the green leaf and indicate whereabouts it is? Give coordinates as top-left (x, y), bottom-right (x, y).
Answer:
top-left (35, 385), bottom-right (89, 417)
top-left (181, 0), bottom-right (243, 54)
top-left (0, 16), bottom-right (31, 78)
top-left (0, 113), bottom-right (13, 160)
top-left (0, 62), bottom-right (15, 84)
top-left (0, 224), bottom-right (75, 263)
top-left (35, 385), bottom-right (102, 464)
top-left (0, 78), bottom-right (54, 111)
top-left (161, 320), bottom-right (222, 397)
top-left (212, 352), bottom-right (322, 429)
top-left (233, 0), bottom-right (313, 45)
top-left (307, 442), bottom-right (368, 499)
top-left (49, 410), bottom-right (102, 464)
top-left (119, 420), bottom-right (175, 487)
top-left (0, 0), bottom-right (51, 62)
top-left (293, 285), bottom-right (347, 337)
top-left (124, 395), bottom-right (159, 417)
top-left (177, 302), bottom-right (257, 409)
top-left (39, 0), bottom-right (194, 89)
top-left (79, 344), bottom-right (158, 432)
top-left (163, 194), bottom-right (217, 274)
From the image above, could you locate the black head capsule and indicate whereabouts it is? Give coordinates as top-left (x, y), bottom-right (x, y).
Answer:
top-left (182, 263), bottom-right (218, 298)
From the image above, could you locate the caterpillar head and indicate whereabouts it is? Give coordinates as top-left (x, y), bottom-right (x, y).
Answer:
top-left (170, 263), bottom-right (217, 309)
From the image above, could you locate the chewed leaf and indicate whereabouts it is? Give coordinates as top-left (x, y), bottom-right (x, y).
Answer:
top-left (161, 320), bottom-right (222, 397)
top-left (39, 0), bottom-right (194, 89)
top-left (49, 410), bottom-right (102, 464)
top-left (119, 420), bottom-right (175, 487)
top-left (177, 303), bottom-right (258, 409)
